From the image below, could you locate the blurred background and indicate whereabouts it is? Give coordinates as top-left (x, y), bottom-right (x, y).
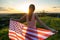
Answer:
top-left (0, 0), bottom-right (60, 40)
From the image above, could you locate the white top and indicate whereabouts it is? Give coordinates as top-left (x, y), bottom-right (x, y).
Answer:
top-left (26, 13), bottom-right (36, 29)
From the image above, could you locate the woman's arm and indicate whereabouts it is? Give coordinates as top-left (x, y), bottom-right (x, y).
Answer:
top-left (35, 14), bottom-right (58, 33)
top-left (11, 14), bottom-right (26, 22)
top-left (19, 14), bottom-right (26, 21)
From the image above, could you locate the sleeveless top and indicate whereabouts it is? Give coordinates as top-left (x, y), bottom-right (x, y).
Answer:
top-left (26, 13), bottom-right (36, 29)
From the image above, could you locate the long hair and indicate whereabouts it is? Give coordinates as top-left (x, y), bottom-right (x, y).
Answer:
top-left (28, 4), bottom-right (35, 21)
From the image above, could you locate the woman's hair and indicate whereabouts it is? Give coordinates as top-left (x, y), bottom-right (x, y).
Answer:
top-left (29, 4), bottom-right (35, 11)
top-left (28, 4), bottom-right (35, 21)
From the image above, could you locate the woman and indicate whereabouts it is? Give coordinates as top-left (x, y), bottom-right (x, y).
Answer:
top-left (11, 4), bottom-right (57, 33)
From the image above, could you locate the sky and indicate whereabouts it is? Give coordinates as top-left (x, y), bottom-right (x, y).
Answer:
top-left (0, 0), bottom-right (60, 13)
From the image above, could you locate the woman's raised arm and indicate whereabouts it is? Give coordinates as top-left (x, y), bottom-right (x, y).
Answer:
top-left (35, 14), bottom-right (58, 33)
top-left (19, 14), bottom-right (26, 21)
top-left (10, 14), bottom-right (26, 22)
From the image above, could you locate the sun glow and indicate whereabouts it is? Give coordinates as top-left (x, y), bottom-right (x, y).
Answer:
top-left (14, 4), bottom-right (30, 13)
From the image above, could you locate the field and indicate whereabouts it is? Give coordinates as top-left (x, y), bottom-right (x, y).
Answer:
top-left (0, 13), bottom-right (60, 40)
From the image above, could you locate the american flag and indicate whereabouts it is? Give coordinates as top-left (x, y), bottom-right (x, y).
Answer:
top-left (9, 20), bottom-right (55, 40)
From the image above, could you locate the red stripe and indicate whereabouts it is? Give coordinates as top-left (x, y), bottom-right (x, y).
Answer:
top-left (9, 37), bottom-right (15, 40)
top-left (37, 32), bottom-right (50, 37)
top-left (37, 28), bottom-right (51, 32)
top-left (9, 35), bottom-right (18, 40)
top-left (9, 31), bottom-right (24, 40)
top-left (10, 38), bottom-right (16, 40)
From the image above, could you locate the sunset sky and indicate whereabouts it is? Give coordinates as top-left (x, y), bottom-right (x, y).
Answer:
top-left (0, 0), bottom-right (60, 13)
